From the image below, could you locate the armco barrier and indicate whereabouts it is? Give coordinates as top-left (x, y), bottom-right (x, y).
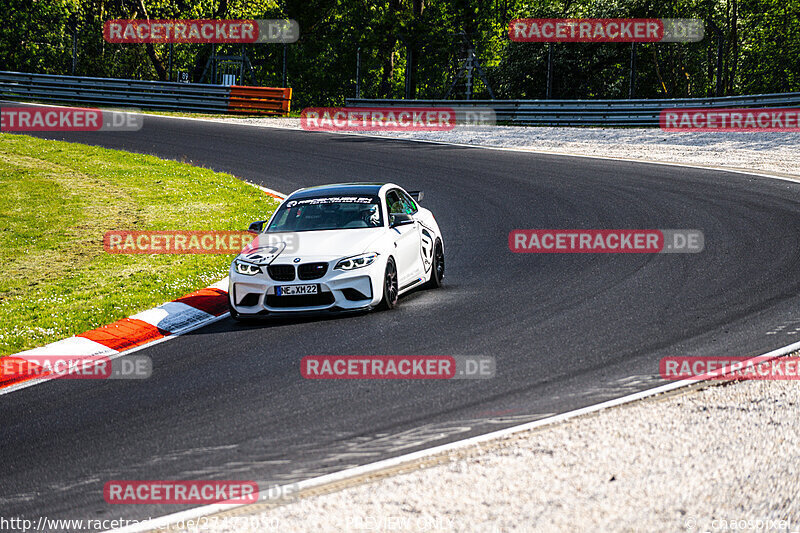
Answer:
top-left (347, 93), bottom-right (800, 127)
top-left (0, 71), bottom-right (291, 116)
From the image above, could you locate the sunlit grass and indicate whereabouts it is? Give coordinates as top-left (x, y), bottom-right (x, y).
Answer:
top-left (0, 134), bottom-right (279, 355)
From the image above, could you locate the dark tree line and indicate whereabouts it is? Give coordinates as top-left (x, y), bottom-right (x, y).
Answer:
top-left (0, 0), bottom-right (797, 108)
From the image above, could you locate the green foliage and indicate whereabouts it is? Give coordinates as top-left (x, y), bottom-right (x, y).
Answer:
top-left (0, 0), bottom-right (796, 104)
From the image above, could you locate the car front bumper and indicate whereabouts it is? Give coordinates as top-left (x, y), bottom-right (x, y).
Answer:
top-left (229, 260), bottom-right (384, 315)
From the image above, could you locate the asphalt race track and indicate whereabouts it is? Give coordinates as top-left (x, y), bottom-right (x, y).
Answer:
top-left (5, 113), bottom-right (800, 527)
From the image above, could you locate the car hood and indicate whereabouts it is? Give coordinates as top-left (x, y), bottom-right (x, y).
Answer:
top-left (236, 228), bottom-right (386, 264)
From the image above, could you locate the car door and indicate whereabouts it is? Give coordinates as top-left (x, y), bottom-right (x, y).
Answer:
top-left (397, 189), bottom-right (435, 276)
top-left (386, 189), bottom-right (423, 286)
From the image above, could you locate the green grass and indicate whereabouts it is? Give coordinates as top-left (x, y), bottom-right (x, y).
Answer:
top-left (0, 134), bottom-right (280, 355)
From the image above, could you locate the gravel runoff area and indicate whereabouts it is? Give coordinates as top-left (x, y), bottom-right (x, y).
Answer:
top-left (178, 379), bottom-right (800, 533)
top-left (203, 116), bottom-right (800, 179)
top-left (147, 119), bottom-right (800, 533)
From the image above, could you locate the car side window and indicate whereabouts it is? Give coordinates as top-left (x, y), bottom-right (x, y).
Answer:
top-left (398, 191), bottom-right (418, 214)
top-left (386, 190), bottom-right (405, 215)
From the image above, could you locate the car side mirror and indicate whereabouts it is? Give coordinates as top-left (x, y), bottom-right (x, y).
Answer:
top-left (248, 220), bottom-right (267, 233)
top-left (390, 213), bottom-right (414, 228)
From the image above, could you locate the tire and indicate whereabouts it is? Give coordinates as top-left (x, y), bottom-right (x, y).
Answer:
top-left (423, 239), bottom-right (445, 289)
top-left (228, 297), bottom-right (259, 323)
top-left (379, 257), bottom-right (399, 310)
top-left (228, 297), bottom-right (244, 321)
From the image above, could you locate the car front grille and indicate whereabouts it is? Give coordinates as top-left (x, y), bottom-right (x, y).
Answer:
top-left (267, 264), bottom-right (295, 281)
top-left (265, 292), bottom-right (335, 308)
top-left (298, 262), bottom-right (328, 280)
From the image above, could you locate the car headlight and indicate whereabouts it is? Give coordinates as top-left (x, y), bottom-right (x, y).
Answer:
top-left (234, 259), bottom-right (263, 276)
top-left (335, 252), bottom-right (378, 271)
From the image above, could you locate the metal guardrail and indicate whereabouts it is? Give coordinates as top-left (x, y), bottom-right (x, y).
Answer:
top-left (0, 71), bottom-right (291, 115)
top-left (347, 93), bottom-right (800, 126)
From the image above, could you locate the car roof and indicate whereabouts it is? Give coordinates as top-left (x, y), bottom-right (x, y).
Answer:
top-left (289, 183), bottom-right (391, 199)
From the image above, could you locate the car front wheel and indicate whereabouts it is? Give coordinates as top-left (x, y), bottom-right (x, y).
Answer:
top-left (424, 239), bottom-right (444, 289)
top-left (380, 257), bottom-right (399, 310)
top-left (228, 296), bottom-right (259, 323)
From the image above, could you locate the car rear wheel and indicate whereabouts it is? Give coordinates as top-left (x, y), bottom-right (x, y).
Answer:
top-left (380, 257), bottom-right (399, 310)
top-left (424, 239), bottom-right (444, 289)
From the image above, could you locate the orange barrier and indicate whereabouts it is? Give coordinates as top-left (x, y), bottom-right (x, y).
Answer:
top-left (228, 86), bottom-right (292, 116)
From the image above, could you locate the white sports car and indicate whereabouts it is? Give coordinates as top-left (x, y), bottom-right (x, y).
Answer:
top-left (228, 183), bottom-right (445, 319)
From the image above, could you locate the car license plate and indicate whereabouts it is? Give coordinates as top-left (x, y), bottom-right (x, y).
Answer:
top-left (276, 284), bottom-right (319, 296)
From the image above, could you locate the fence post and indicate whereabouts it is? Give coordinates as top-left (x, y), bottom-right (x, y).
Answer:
top-left (628, 43), bottom-right (637, 99)
top-left (168, 44), bottom-right (174, 82)
top-left (356, 47), bottom-right (361, 98)
top-left (282, 43), bottom-right (287, 87)
top-left (546, 43), bottom-right (553, 99)
top-left (465, 48), bottom-right (474, 100)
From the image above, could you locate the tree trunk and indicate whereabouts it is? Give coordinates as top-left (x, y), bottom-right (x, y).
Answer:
top-left (652, 48), bottom-right (669, 96)
top-left (378, 0), bottom-right (401, 97)
top-left (727, 0), bottom-right (738, 94)
top-left (407, 0), bottom-right (424, 98)
top-left (135, 0), bottom-right (167, 80)
top-left (379, 39), bottom-right (395, 97)
top-left (214, 0), bottom-right (228, 18)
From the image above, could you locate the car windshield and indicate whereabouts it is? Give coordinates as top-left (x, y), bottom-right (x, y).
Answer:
top-left (266, 195), bottom-right (384, 232)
